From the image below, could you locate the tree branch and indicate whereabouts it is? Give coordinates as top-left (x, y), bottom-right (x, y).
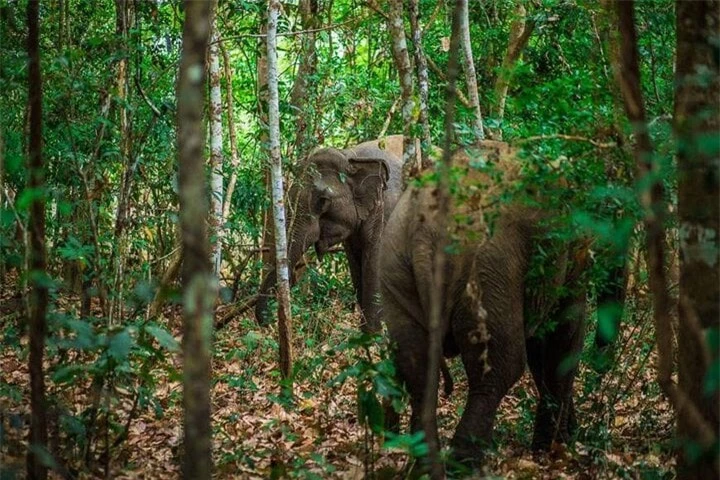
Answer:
top-left (515, 134), bottom-right (617, 148)
top-left (426, 55), bottom-right (472, 108)
top-left (213, 15), bottom-right (367, 42)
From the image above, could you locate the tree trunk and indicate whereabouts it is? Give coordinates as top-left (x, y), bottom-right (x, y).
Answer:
top-left (289, 0), bottom-right (319, 159)
top-left (491, 3), bottom-right (535, 140)
top-left (177, 1), bottom-right (215, 478)
top-left (109, 0), bottom-right (131, 324)
top-left (674, 1), bottom-right (720, 478)
top-left (147, 247), bottom-right (182, 320)
top-left (209, 12), bottom-right (224, 277)
top-left (220, 41), bottom-right (240, 226)
top-left (387, 0), bottom-right (418, 179)
top-left (408, 0), bottom-right (432, 169)
top-left (258, 15), bottom-right (274, 284)
top-left (267, 0), bottom-right (293, 383)
top-left (26, 1), bottom-right (49, 478)
top-left (612, 2), bottom-right (718, 478)
top-left (459, 0), bottom-right (484, 141)
top-left (0, 113), bottom-right (4, 278)
top-left (421, 1), bottom-right (463, 478)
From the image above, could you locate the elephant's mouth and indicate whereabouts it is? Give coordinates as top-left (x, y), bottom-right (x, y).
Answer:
top-left (315, 223), bottom-right (351, 259)
top-left (314, 240), bottom-right (329, 260)
top-left (315, 237), bottom-right (343, 260)
top-left (314, 233), bottom-right (344, 260)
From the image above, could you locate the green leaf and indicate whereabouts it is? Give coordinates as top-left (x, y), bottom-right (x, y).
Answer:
top-left (52, 364), bottom-right (86, 384)
top-left (57, 319), bottom-right (97, 350)
top-left (0, 209), bottom-right (15, 229)
top-left (597, 303), bottom-right (621, 344)
top-left (108, 329), bottom-right (134, 362)
top-left (706, 327), bottom-right (720, 354)
top-left (558, 351), bottom-right (582, 376)
top-left (703, 359), bottom-right (720, 397)
top-left (383, 431), bottom-right (429, 458)
top-left (16, 187), bottom-right (45, 211)
top-left (145, 324), bottom-right (180, 352)
top-left (357, 384), bottom-right (384, 433)
top-left (28, 444), bottom-right (58, 469)
top-left (373, 374), bottom-right (402, 399)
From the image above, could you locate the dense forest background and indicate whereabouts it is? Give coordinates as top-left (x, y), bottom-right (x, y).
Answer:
top-left (1, 0), bottom-right (718, 478)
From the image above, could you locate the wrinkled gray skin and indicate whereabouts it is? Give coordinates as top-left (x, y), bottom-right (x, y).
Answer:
top-left (256, 137), bottom-right (404, 332)
top-left (380, 146), bottom-right (587, 471)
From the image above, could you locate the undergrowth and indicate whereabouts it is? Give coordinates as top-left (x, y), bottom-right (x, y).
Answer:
top-left (0, 254), bottom-right (674, 479)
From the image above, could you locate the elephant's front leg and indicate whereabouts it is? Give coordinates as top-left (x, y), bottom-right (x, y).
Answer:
top-left (343, 240), bottom-right (364, 316)
top-left (359, 244), bottom-right (382, 333)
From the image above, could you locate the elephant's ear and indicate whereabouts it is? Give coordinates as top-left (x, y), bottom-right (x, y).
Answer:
top-left (346, 155), bottom-right (390, 220)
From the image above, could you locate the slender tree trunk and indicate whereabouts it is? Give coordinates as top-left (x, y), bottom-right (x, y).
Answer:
top-left (147, 246), bottom-right (182, 320)
top-left (57, 0), bottom-right (65, 48)
top-left (0, 113), bottom-right (4, 278)
top-left (26, 1), bottom-right (48, 478)
top-left (289, 0), bottom-right (319, 159)
top-left (209, 12), bottom-right (224, 276)
top-left (258, 17), bottom-right (274, 282)
top-left (674, 1), bottom-right (720, 478)
top-left (408, 0), bottom-right (432, 169)
top-left (422, 2), bottom-right (463, 478)
top-left (459, 0), bottom-right (484, 141)
top-left (110, 0), bottom-right (131, 324)
top-left (387, 0), bottom-right (418, 179)
top-left (612, 3), bottom-right (718, 478)
top-left (220, 41), bottom-right (240, 224)
top-left (177, 1), bottom-right (215, 478)
top-left (267, 0), bottom-right (293, 382)
top-left (491, 3), bottom-right (535, 140)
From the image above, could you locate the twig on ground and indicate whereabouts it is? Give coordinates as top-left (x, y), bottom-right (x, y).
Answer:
top-left (215, 296), bottom-right (257, 330)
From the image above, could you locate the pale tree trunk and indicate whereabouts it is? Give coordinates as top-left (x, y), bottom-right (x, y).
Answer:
top-left (422, 1), bottom-right (463, 478)
top-left (220, 41), bottom-right (240, 224)
top-left (491, 3), bottom-right (535, 140)
top-left (459, 0), bottom-right (484, 141)
top-left (267, 0), bottom-right (293, 382)
top-left (258, 17), bottom-right (274, 282)
top-left (209, 12), bottom-right (224, 277)
top-left (612, 2), bottom-right (718, 478)
top-left (408, 0), bottom-right (432, 168)
top-left (0, 97), bottom-right (5, 278)
top-left (177, 0), bottom-right (215, 478)
top-left (674, 1), bottom-right (720, 478)
top-left (109, 0), bottom-right (131, 324)
top-left (26, 1), bottom-right (49, 478)
top-left (387, 0), bottom-right (418, 179)
top-left (57, 0), bottom-right (66, 48)
top-left (289, 0), bottom-right (319, 158)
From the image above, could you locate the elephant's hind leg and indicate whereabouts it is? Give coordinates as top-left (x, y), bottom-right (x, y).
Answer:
top-left (389, 322), bottom-right (443, 476)
top-left (450, 315), bottom-right (526, 468)
top-left (526, 293), bottom-right (586, 450)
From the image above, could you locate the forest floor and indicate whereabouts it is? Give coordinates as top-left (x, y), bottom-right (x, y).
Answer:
top-left (1, 276), bottom-right (676, 479)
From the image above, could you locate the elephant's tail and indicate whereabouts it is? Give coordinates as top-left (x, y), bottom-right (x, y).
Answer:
top-left (440, 359), bottom-right (454, 396)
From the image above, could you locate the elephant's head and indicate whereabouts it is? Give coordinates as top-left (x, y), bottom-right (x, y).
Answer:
top-left (255, 146), bottom-right (391, 325)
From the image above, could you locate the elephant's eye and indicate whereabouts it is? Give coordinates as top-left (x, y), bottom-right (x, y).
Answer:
top-left (316, 196), bottom-right (331, 214)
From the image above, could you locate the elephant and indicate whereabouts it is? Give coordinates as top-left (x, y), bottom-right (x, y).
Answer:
top-left (379, 140), bottom-right (592, 472)
top-left (255, 135), bottom-right (411, 333)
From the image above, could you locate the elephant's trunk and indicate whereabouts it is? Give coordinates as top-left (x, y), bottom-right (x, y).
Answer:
top-left (255, 202), bottom-right (319, 325)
